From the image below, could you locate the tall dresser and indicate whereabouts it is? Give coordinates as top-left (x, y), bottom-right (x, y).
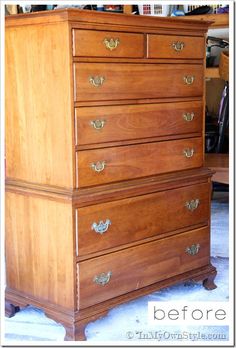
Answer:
top-left (5, 9), bottom-right (217, 340)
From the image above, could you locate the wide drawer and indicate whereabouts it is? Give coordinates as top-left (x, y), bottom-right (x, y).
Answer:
top-left (148, 34), bottom-right (205, 59)
top-left (74, 63), bottom-right (204, 102)
top-left (75, 101), bottom-right (203, 146)
top-left (76, 137), bottom-right (203, 187)
top-left (77, 226), bottom-right (210, 309)
top-left (76, 182), bottom-right (210, 256)
top-left (72, 29), bottom-right (144, 58)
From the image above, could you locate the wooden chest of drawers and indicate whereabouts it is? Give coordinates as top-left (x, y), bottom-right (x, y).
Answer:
top-left (5, 9), bottom-right (217, 340)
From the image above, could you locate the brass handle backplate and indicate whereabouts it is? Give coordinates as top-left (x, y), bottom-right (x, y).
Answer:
top-left (103, 38), bottom-right (120, 51)
top-left (89, 76), bottom-right (105, 87)
top-left (183, 75), bottom-right (195, 85)
top-left (183, 148), bottom-right (194, 158)
top-left (185, 244), bottom-right (200, 256)
top-left (94, 271), bottom-right (112, 286)
top-left (91, 219), bottom-right (111, 234)
top-left (183, 112), bottom-right (195, 122)
top-left (90, 119), bottom-right (106, 130)
top-left (172, 41), bottom-right (185, 51)
top-left (91, 161), bottom-right (106, 172)
top-left (185, 199), bottom-right (200, 212)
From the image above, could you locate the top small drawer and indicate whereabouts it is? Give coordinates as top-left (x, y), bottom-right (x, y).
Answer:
top-left (148, 34), bottom-right (205, 59)
top-left (72, 29), bottom-right (144, 58)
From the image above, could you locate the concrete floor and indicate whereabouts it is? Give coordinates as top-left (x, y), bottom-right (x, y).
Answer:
top-left (3, 192), bottom-right (229, 344)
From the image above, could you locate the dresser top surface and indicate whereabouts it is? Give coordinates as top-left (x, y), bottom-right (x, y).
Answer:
top-left (5, 8), bottom-right (212, 32)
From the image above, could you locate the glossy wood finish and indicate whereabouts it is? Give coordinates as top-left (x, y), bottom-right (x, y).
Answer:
top-left (5, 192), bottom-right (75, 309)
top-left (5, 9), bottom-right (214, 341)
top-left (5, 262), bottom-right (217, 340)
top-left (76, 182), bottom-right (210, 256)
top-left (6, 167), bottom-right (213, 206)
top-left (77, 137), bottom-right (203, 187)
top-left (77, 226), bottom-right (210, 309)
top-left (5, 8), bottom-right (211, 33)
top-left (180, 13), bottom-right (228, 28)
top-left (5, 22), bottom-right (74, 189)
top-left (74, 63), bottom-right (204, 102)
top-left (148, 34), bottom-right (205, 59)
top-left (73, 29), bottom-right (144, 58)
top-left (75, 101), bottom-right (203, 146)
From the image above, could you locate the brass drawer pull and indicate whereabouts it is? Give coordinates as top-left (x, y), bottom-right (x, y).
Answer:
top-left (185, 199), bottom-right (200, 211)
top-left (183, 75), bottom-right (195, 85)
top-left (91, 161), bottom-right (106, 172)
top-left (185, 244), bottom-right (200, 256)
top-left (90, 119), bottom-right (106, 130)
top-left (103, 38), bottom-right (120, 51)
top-left (91, 219), bottom-right (111, 234)
top-left (172, 41), bottom-right (185, 51)
top-left (89, 76), bottom-right (105, 87)
top-left (183, 148), bottom-right (194, 158)
top-left (94, 271), bottom-right (112, 286)
top-left (183, 112), bottom-right (195, 122)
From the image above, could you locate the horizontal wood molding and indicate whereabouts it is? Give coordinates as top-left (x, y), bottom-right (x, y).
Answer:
top-left (181, 13), bottom-right (228, 28)
top-left (5, 9), bottom-right (211, 32)
top-left (5, 179), bottom-right (73, 202)
top-left (6, 168), bottom-right (214, 205)
top-left (6, 287), bottom-right (74, 316)
top-left (6, 263), bottom-right (217, 324)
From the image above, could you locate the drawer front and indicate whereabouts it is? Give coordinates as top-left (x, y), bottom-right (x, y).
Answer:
top-left (77, 226), bottom-right (210, 308)
top-left (77, 137), bottom-right (203, 187)
top-left (77, 182), bottom-right (210, 256)
top-left (74, 63), bottom-right (204, 102)
top-left (148, 34), bottom-right (205, 59)
top-left (73, 29), bottom-right (144, 58)
top-left (76, 101), bottom-right (203, 146)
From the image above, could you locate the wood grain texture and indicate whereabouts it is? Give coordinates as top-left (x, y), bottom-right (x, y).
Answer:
top-left (74, 63), bottom-right (204, 102)
top-left (70, 22), bottom-right (208, 37)
top-left (76, 137), bottom-right (203, 187)
top-left (5, 9), bottom-right (211, 32)
top-left (5, 262), bottom-right (217, 341)
top-left (73, 29), bottom-right (144, 58)
top-left (76, 182), bottom-right (210, 256)
top-left (180, 13), bottom-right (228, 28)
top-left (148, 34), bottom-right (205, 59)
top-left (5, 22), bottom-right (74, 189)
top-left (77, 226), bottom-right (210, 309)
top-left (5, 192), bottom-right (75, 309)
top-left (6, 167), bottom-right (213, 207)
top-left (5, 9), bottom-right (213, 341)
top-left (75, 101), bottom-right (203, 146)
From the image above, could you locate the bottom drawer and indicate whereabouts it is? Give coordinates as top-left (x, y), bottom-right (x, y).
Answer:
top-left (77, 226), bottom-right (210, 309)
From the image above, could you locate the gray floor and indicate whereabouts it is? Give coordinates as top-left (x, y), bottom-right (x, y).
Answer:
top-left (4, 191), bottom-right (229, 343)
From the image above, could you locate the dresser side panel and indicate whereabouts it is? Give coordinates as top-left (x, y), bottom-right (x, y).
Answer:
top-left (5, 22), bottom-right (74, 188)
top-left (5, 191), bottom-right (75, 309)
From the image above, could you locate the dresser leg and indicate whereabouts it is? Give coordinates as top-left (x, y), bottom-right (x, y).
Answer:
top-left (5, 301), bottom-right (20, 318)
top-left (64, 322), bottom-right (87, 341)
top-left (203, 272), bottom-right (217, 290)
